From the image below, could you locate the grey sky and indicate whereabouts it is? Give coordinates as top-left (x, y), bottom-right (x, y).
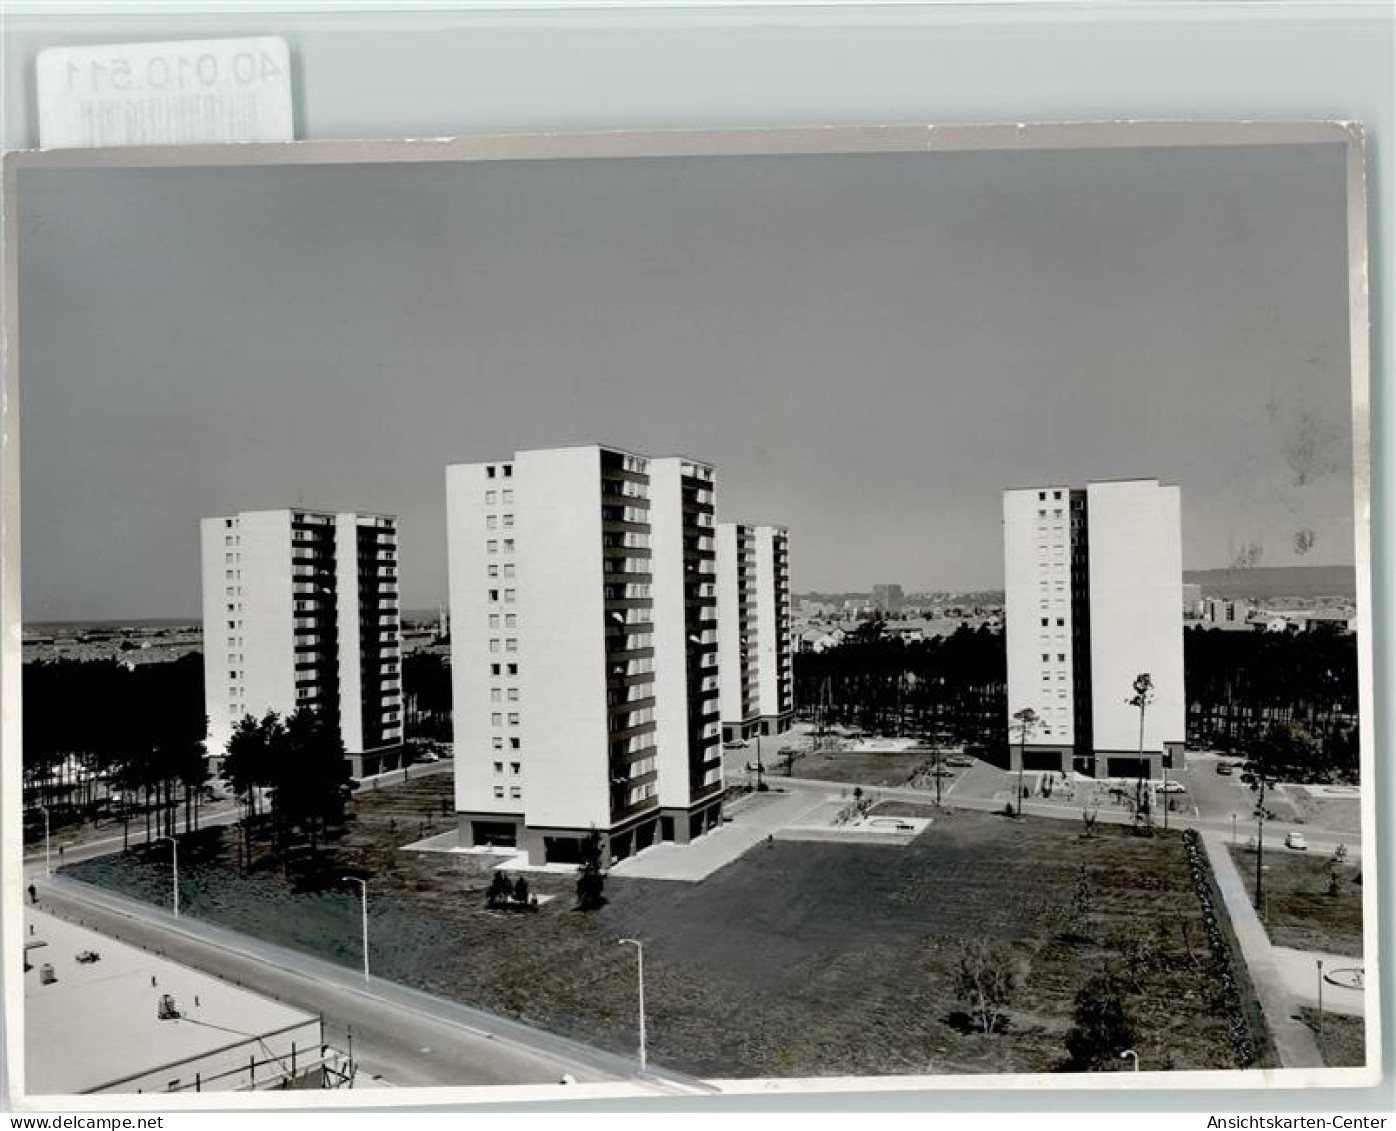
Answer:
top-left (17, 142), bottom-right (1355, 620)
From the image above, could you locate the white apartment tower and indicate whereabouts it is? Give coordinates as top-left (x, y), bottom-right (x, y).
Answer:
top-left (201, 509), bottom-right (404, 776)
top-left (446, 445), bottom-right (725, 866)
top-left (1003, 479), bottom-right (1185, 779)
top-left (717, 523), bottom-right (795, 743)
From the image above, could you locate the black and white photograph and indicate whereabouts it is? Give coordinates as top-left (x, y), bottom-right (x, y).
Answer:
top-left (3, 122), bottom-right (1378, 1105)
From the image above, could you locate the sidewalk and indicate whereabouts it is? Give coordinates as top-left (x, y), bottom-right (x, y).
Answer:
top-left (609, 787), bottom-right (832, 881)
top-left (1201, 830), bottom-right (1323, 1068)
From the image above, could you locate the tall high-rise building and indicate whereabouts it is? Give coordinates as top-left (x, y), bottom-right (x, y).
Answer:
top-left (872, 583), bottom-right (906, 614)
top-left (446, 445), bottom-right (725, 866)
top-left (716, 523), bottom-right (794, 744)
top-left (1003, 479), bottom-right (1184, 779)
top-left (201, 509), bottom-right (404, 775)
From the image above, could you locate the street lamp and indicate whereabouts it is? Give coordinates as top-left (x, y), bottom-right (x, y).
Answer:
top-left (1316, 958), bottom-right (1325, 1041)
top-left (342, 877), bottom-right (369, 984)
top-left (1120, 1049), bottom-right (1139, 1071)
top-left (617, 938), bottom-right (647, 1072)
top-left (39, 805), bottom-right (51, 876)
top-left (155, 835), bottom-right (179, 918)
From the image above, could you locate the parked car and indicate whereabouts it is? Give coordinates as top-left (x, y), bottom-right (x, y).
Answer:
top-left (723, 740), bottom-right (749, 750)
top-left (417, 751), bottom-right (441, 763)
top-left (1285, 832), bottom-right (1309, 851)
top-left (1215, 762), bottom-right (1233, 775)
top-left (1159, 780), bottom-right (1187, 793)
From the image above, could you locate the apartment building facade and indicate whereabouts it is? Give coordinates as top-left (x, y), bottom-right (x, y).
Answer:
top-left (446, 445), bottom-right (724, 866)
top-left (716, 523), bottom-right (795, 744)
top-left (201, 509), bottom-right (404, 776)
top-left (1003, 479), bottom-right (1185, 779)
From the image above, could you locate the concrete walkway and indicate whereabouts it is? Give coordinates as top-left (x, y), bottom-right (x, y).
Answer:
top-left (1201, 831), bottom-right (1323, 1068)
top-left (1273, 946), bottom-right (1366, 1017)
top-left (609, 787), bottom-right (833, 881)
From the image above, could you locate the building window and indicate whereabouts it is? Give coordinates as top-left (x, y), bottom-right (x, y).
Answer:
top-left (503, 514), bottom-right (514, 528)
top-left (502, 465), bottom-right (512, 478)
top-left (502, 490), bottom-right (513, 503)
top-left (489, 639), bottom-right (501, 653)
top-left (1042, 653), bottom-right (1049, 662)
top-left (492, 737), bottom-right (504, 749)
top-left (1040, 618), bottom-right (1048, 627)
top-left (504, 589), bottom-right (516, 603)
top-left (493, 761), bottom-right (503, 773)
top-left (503, 539), bottom-right (515, 554)
top-left (489, 589), bottom-right (500, 602)
top-left (507, 688), bottom-right (519, 702)
top-left (487, 540), bottom-right (498, 554)
top-left (503, 564), bottom-right (516, 578)
top-left (510, 762), bottom-right (520, 774)
top-left (485, 490), bottom-right (497, 505)
top-left (507, 663), bottom-right (518, 676)
top-left (487, 465), bottom-right (497, 479)
top-left (490, 688), bottom-right (502, 703)
top-left (488, 564), bottom-right (499, 577)
top-left (504, 614), bottom-right (517, 629)
top-left (493, 786), bottom-right (504, 798)
top-left (509, 737), bottom-right (521, 750)
top-left (490, 663), bottom-right (501, 676)
top-left (491, 712), bottom-right (503, 726)
top-left (509, 786), bottom-right (521, 799)
top-left (508, 713), bottom-right (519, 726)
top-left (488, 614), bottom-right (501, 629)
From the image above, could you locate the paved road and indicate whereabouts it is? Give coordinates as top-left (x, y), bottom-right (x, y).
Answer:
top-left (33, 875), bottom-right (708, 1095)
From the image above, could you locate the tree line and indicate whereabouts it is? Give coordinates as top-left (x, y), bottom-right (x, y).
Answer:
top-left (22, 654), bottom-right (209, 844)
top-left (794, 620), bottom-right (1359, 778)
top-left (22, 653), bottom-right (357, 857)
top-left (793, 623), bottom-right (1008, 749)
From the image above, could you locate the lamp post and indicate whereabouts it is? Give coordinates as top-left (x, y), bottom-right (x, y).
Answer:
top-left (1316, 958), bottom-right (1324, 1041)
top-left (1231, 812), bottom-right (1237, 846)
top-left (1254, 779), bottom-right (1267, 909)
top-left (1120, 1049), bottom-right (1139, 1072)
top-left (342, 877), bottom-right (369, 984)
top-left (618, 938), bottom-right (647, 1072)
top-left (156, 835), bottom-right (179, 918)
top-left (39, 805), bottom-right (51, 876)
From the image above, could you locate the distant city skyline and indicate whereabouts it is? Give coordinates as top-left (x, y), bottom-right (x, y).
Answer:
top-left (17, 142), bottom-right (1356, 621)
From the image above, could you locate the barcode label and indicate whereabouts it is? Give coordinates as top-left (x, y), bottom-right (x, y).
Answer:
top-left (36, 37), bottom-right (294, 149)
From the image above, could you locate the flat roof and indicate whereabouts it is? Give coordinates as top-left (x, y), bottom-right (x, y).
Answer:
top-left (24, 909), bottom-right (315, 1095)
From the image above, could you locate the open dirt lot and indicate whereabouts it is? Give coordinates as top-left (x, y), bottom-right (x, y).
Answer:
top-left (65, 775), bottom-right (1255, 1079)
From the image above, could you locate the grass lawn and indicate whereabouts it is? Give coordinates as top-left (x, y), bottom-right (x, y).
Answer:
top-left (1227, 846), bottom-right (1364, 958)
top-left (1298, 1007), bottom-right (1366, 1068)
top-left (868, 800), bottom-right (942, 819)
top-left (65, 776), bottom-right (1259, 1079)
top-left (787, 749), bottom-right (935, 788)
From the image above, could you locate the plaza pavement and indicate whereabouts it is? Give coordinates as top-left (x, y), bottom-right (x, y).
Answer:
top-left (608, 786), bottom-right (834, 881)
